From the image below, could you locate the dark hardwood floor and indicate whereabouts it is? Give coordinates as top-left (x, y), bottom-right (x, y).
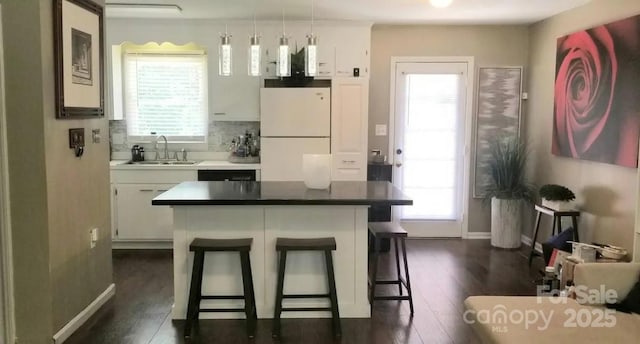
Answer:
top-left (66, 239), bottom-right (541, 344)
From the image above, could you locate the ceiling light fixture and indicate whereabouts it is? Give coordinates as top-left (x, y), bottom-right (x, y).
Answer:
top-left (429, 0), bottom-right (453, 8)
top-left (248, 4), bottom-right (261, 76)
top-left (276, 9), bottom-right (291, 77)
top-left (105, 3), bottom-right (182, 17)
top-left (305, 0), bottom-right (318, 77)
top-left (219, 24), bottom-right (233, 76)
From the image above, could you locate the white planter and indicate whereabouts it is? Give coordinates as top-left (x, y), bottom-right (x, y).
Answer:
top-left (541, 199), bottom-right (573, 211)
top-left (491, 198), bottom-right (522, 249)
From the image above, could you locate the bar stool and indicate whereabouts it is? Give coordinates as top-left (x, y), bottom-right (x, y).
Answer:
top-left (272, 237), bottom-right (341, 338)
top-left (184, 238), bottom-right (257, 338)
top-left (369, 222), bottom-right (414, 315)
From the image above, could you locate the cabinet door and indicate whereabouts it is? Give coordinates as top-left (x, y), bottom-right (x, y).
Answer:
top-left (331, 78), bottom-right (369, 181)
top-left (114, 183), bottom-right (175, 240)
top-left (334, 37), bottom-right (368, 78)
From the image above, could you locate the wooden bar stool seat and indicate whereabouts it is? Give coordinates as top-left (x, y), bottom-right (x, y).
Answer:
top-left (369, 222), bottom-right (414, 315)
top-left (272, 237), bottom-right (341, 338)
top-left (184, 238), bottom-right (257, 339)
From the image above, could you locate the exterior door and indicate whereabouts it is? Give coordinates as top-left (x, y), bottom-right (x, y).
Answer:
top-left (393, 61), bottom-right (468, 237)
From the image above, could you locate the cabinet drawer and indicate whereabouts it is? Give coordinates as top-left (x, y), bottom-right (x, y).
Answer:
top-left (333, 153), bottom-right (364, 169)
top-left (110, 169), bottom-right (197, 184)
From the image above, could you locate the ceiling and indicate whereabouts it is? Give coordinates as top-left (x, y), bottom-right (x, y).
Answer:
top-left (105, 0), bottom-right (592, 24)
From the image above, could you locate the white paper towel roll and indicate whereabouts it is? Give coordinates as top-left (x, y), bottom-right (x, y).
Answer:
top-left (302, 154), bottom-right (332, 189)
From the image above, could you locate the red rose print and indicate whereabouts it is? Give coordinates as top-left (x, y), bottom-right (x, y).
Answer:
top-left (554, 27), bottom-right (618, 158)
top-left (552, 14), bottom-right (640, 168)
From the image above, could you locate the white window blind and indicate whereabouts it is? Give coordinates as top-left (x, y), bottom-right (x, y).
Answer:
top-left (400, 73), bottom-right (463, 220)
top-left (124, 52), bottom-right (208, 142)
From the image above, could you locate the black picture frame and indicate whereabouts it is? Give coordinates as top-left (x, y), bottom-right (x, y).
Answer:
top-left (53, 0), bottom-right (104, 119)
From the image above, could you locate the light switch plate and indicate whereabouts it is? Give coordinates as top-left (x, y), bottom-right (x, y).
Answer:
top-left (92, 129), bottom-right (101, 143)
top-left (375, 124), bottom-right (387, 136)
top-left (90, 228), bottom-right (98, 248)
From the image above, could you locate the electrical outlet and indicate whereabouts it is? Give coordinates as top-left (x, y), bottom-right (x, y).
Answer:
top-left (375, 124), bottom-right (387, 136)
top-left (90, 228), bottom-right (98, 248)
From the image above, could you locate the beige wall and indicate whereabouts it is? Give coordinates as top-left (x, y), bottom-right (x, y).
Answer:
top-left (1, 0), bottom-right (111, 341)
top-left (39, 0), bottom-right (112, 331)
top-left (526, 0), bottom-right (640, 253)
top-left (0, 0), bottom-right (53, 342)
top-left (370, 25), bottom-right (530, 233)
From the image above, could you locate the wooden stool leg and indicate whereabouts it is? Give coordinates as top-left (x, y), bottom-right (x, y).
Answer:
top-left (324, 250), bottom-right (342, 337)
top-left (272, 250), bottom-right (287, 338)
top-left (369, 237), bottom-right (380, 309)
top-left (571, 216), bottom-right (580, 242)
top-left (185, 250), bottom-right (205, 338)
top-left (400, 238), bottom-right (414, 316)
top-left (528, 212), bottom-right (542, 267)
top-left (240, 251), bottom-right (257, 338)
top-left (394, 237), bottom-right (402, 296)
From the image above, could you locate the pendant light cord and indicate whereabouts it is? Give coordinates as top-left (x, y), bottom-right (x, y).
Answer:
top-left (281, 8), bottom-right (286, 36)
top-left (253, 0), bottom-right (257, 36)
top-left (311, 0), bottom-right (314, 34)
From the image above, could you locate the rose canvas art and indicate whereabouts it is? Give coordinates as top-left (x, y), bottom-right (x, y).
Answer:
top-left (553, 15), bottom-right (640, 168)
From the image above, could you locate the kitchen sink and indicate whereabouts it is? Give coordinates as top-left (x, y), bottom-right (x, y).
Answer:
top-left (126, 160), bottom-right (200, 165)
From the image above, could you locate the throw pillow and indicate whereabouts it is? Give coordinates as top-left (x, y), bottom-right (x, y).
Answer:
top-left (607, 274), bottom-right (640, 314)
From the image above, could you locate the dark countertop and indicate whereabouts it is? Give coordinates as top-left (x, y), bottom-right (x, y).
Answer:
top-left (152, 181), bottom-right (413, 206)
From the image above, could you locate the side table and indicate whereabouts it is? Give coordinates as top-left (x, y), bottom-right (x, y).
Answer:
top-left (528, 205), bottom-right (580, 267)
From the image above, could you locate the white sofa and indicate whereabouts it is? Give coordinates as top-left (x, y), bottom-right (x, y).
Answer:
top-left (464, 263), bottom-right (640, 343)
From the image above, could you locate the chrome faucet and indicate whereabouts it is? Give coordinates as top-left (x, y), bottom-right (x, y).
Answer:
top-left (155, 135), bottom-right (169, 160)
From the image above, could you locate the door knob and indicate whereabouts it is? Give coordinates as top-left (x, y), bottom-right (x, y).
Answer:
top-left (396, 149), bottom-right (402, 155)
top-left (395, 163), bottom-right (402, 167)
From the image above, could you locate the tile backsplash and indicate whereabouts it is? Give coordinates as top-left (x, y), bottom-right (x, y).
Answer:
top-left (109, 120), bottom-right (260, 153)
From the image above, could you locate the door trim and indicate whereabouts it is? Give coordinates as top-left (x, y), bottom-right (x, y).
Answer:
top-left (0, 5), bottom-right (16, 343)
top-left (388, 56), bottom-right (474, 239)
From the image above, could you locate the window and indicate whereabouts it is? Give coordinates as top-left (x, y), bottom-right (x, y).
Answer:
top-left (124, 51), bottom-right (208, 142)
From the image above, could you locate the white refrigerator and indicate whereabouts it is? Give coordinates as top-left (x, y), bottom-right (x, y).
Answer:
top-left (260, 87), bottom-right (331, 181)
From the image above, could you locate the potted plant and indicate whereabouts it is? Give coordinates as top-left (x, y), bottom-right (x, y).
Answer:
top-left (539, 184), bottom-right (575, 211)
top-left (483, 137), bottom-right (535, 249)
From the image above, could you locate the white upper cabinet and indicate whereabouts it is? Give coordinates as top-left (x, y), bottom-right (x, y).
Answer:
top-left (334, 27), bottom-right (370, 78)
top-left (106, 19), bottom-right (371, 121)
top-left (331, 78), bottom-right (369, 181)
top-left (106, 44), bottom-right (124, 120)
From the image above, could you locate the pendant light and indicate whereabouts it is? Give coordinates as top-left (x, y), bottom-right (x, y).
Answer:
top-left (305, 0), bottom-right (318, 77)
top-left (248, 4), bottom-right (261, 76)
top-left (276, 9), bottom-right (290, 77)
top-left (219, 24), bottom-right (232, 76)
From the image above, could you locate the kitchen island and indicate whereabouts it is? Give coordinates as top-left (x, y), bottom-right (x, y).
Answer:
top-left (152, 181), bottom-right (412, 319)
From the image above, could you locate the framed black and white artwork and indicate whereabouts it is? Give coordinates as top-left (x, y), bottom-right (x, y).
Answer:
top-left (54, 0), bottom-right (104, 118)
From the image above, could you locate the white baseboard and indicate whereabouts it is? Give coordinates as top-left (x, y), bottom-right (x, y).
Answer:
top-left (465, 232), bottom-right (491, 239)
top-left (521, 235), bottom-right (543, 253)
top-left (53, 283), bottom-right (116, 344)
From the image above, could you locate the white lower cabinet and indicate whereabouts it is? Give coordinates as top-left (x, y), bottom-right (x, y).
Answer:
top-left (331, 77), bottom-right (369, 181)
top-left (113, 183), bottom-right (175, 241)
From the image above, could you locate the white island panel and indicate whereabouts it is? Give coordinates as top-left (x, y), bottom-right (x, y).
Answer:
top-left (172, 205), bottom-right (370, 320)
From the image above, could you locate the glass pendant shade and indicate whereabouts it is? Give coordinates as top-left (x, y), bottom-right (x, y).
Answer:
top-left (218, 34), bottom-right (232, 76)
top-left (248, 35), bottom-right (261, 76)
top-left (305, 34), bottom-right (318, 77)
top-left (276, 36), bottom-right (290, 77)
